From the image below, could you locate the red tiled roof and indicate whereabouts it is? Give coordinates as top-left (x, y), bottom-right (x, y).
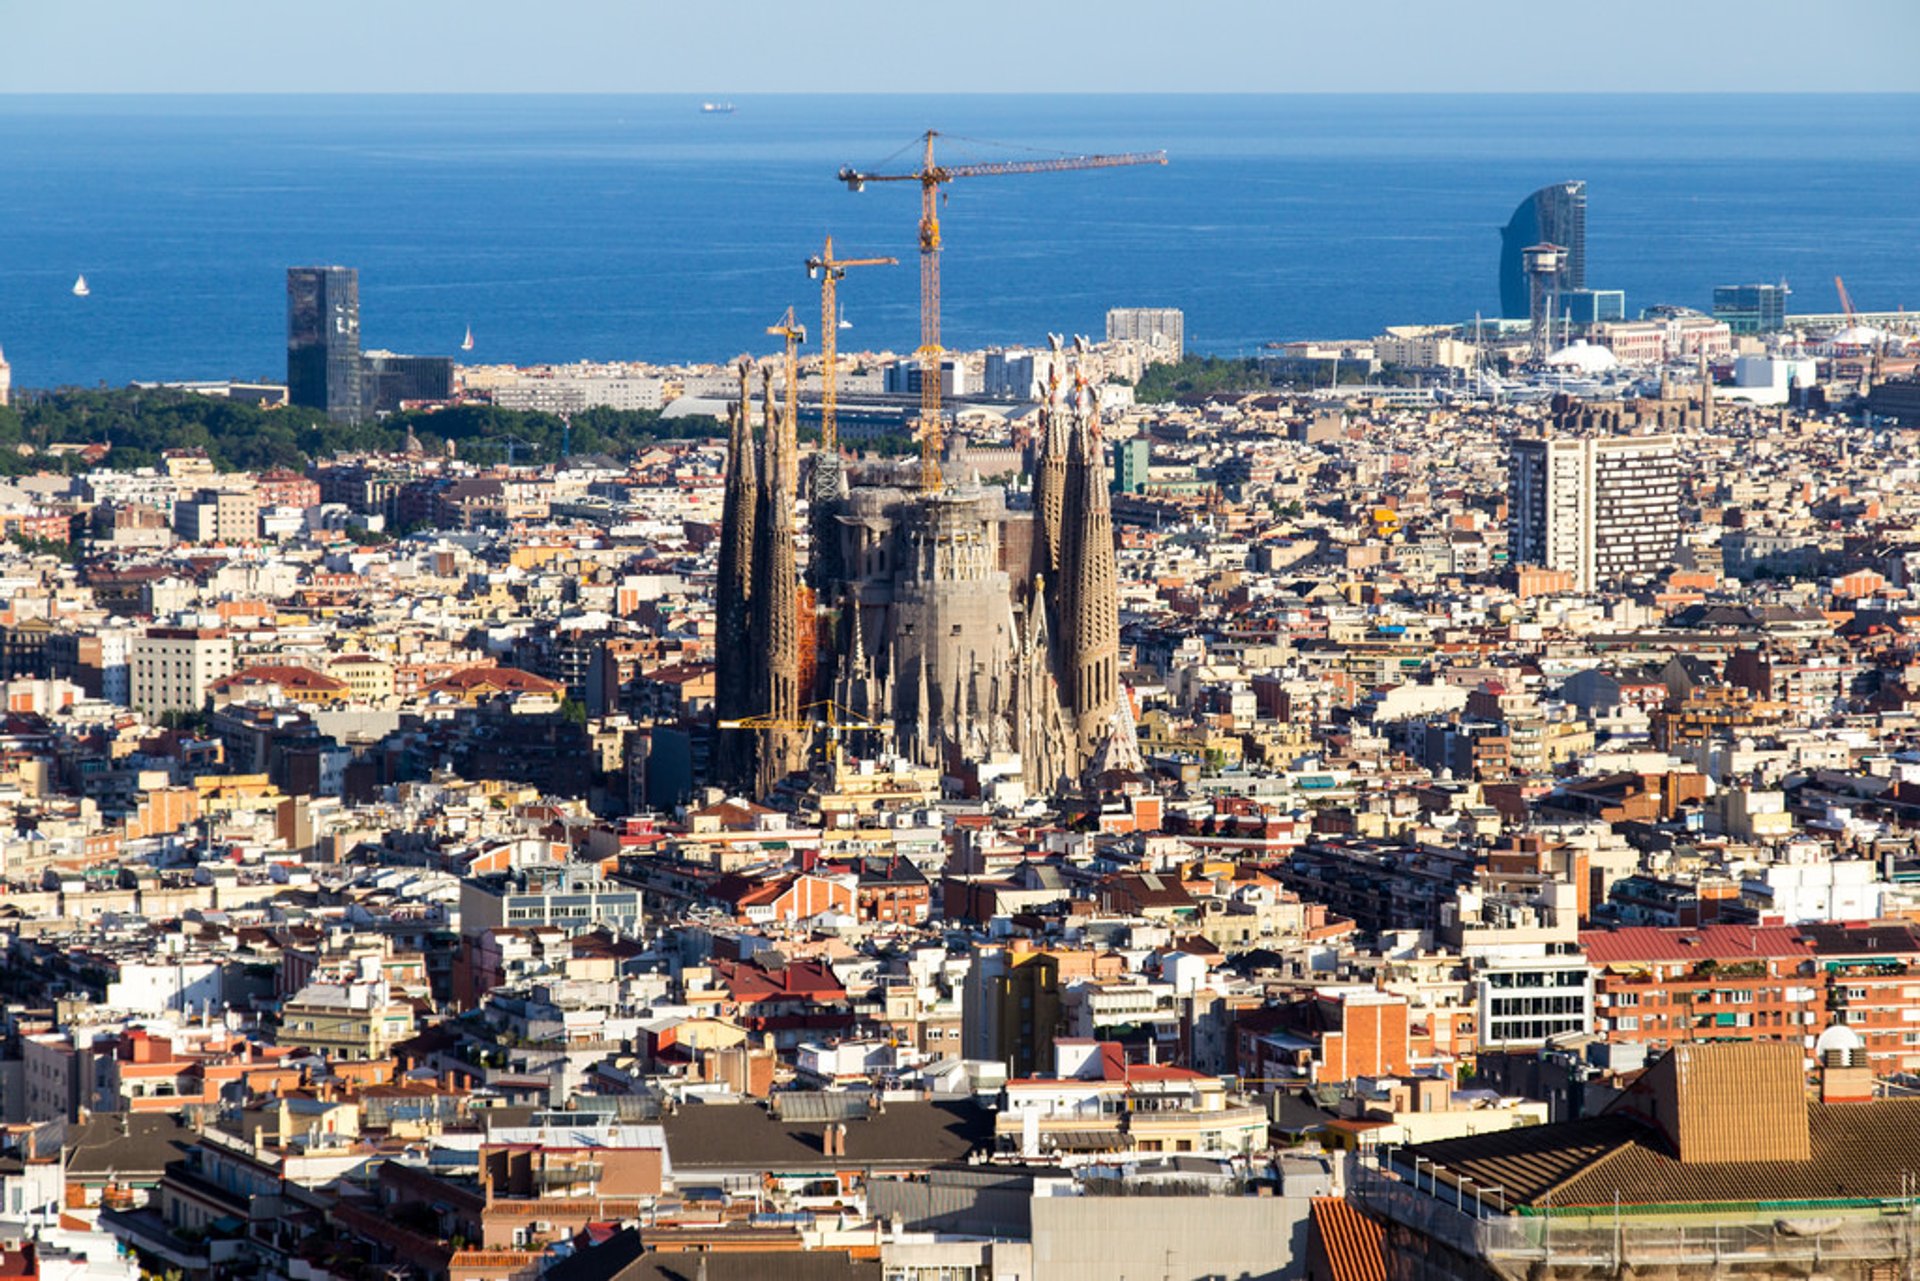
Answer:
top-left (1580, 924), bottom-right (1815, 965)
top-left (215, 664), bottom-right (349, 694)
top-left (1310, 1197), bottom-right (1386, 1281)
top-left (422, 666), bottom-right (564, 697)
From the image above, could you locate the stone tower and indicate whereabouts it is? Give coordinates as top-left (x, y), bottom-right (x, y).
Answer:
top-left (715, 363), bottom-right (759, 790)
top-left (1031, 343), bottom-right (1070, 599)
top-left (1057, 375), bottom-right (1122, 766)
top-left (750, 368), bottom-right (806, 794)
top-left (1698, 347), bottom-right (1715, 434)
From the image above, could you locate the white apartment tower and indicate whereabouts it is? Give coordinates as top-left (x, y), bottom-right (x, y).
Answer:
top-left (1510, 434), bottom-right (1680, 592)
top-left (1105, 308), bottom-right (1185, 362)
top-left (0, 343), bottom-right (11, 407)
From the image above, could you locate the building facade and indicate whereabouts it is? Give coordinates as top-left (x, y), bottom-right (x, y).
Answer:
top-left (1499, 182), bottom-right (1586, 320)
top-left (360, 351), bottom-right (453, 412)
top-left (128, 627), bottom-right (235, 717)
top-left (1105, 307), bottom-right (1185, 361)
top-left (287, 266), bottom-right (362, 423)
top-left (1713, 282), bottom-right (1791, 334)
top-left (1509, 435), bottom-right (1680, 593)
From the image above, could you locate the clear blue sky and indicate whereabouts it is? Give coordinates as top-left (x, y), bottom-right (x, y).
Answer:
top-left (3, 0), bottom-right (1916, 93)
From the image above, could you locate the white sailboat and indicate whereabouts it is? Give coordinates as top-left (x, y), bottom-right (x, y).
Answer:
top-left (461, 324), bottom-right (474, 352)
top-left (72, 274), bottom-right (90, 298)
top-left (837, 305), bottom-right (852, 331)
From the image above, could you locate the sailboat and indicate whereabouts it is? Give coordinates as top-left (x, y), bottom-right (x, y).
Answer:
top-left (837, 305), bottom-right (852, 331)
top-left (72, 274), bottom-right (90, 298)
top-left (461, 325), bottom-right (474, 353)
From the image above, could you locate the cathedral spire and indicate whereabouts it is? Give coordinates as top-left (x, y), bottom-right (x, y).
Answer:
top-left (1059, 354), bottom-right (1122, 778)
top-left (751, 365), bottom-right (805, 795)
top-left (715, 360), bottom-right (758, 790)
top-left (1032, 334), bottom-right (1071, 595)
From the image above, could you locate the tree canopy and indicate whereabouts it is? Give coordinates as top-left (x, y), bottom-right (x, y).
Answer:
top-left (0, 387), bottom-right (732, 473)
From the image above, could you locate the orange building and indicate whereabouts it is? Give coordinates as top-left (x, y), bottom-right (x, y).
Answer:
top-left (1583, 924), bottom-right (1823, 1053)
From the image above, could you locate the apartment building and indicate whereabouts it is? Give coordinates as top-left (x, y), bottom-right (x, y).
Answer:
top-left (1509, 434), bottom-right (1680, 592)
top-left (128, 627), bottom-right (235, 717)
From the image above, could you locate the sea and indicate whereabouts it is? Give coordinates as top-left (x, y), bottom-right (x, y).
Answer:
top-left (0, 93), bottom-right (1916, 390)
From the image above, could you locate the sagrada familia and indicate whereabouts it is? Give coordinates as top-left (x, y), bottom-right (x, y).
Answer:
top-left (715, 349), bottom-right (1142, 799)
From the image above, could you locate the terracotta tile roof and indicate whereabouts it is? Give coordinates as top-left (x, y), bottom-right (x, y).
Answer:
top-left (1409, 1093), bottom-right (1920, 1210)
top-left (1649, 1042), bottom-right (1809, 1164)
top-left (1310, 1197), bottom-right (1386, 1281)
top-left (1579, 923), bottom-right (1815, 965)
top-left (215, 663), bottom-right (350, 694)
top-left (421, 665), bottom-right (564, 697)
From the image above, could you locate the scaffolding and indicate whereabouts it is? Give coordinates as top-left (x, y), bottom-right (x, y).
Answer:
top-left (1348, 1157), bottom-right (1920, 1279)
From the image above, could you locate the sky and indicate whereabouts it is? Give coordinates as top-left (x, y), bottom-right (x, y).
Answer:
top-left (2, 0), bottom-right (1916, 95)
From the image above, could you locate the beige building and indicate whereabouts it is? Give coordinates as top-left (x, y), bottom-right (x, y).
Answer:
top-left (129, 627), bottom-right (235, 717)
top-left (174, 487), bottom-right (259, 544)
top-left (277, 982), bottom-right (417, 1061)
top-left (326, 653), bottom-right (396, 705)
top-left (1374, 327), bottom-right (1478, 371)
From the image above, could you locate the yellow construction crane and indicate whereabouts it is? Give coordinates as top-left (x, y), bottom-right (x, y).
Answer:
top-left (765, 306), bottom-right (808, 435)
top-left (839, 131), bottom-right (1166, 490)
top-left (718, 698), bottom-right (892, 766)
top-left (806, 236), bottom-right (896, 456)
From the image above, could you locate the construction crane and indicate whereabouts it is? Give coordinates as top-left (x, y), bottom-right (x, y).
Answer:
top-left (839, 131), bottom-right (1167, 490)
top-left (717, 698), bottom-right (892, 766)
top-left (805, 236), bottom-right (896, 456)
top-left (765, 306), bottom-right (808, 436)
top-left (487, 434), bottom-right (541, 467)
top-left (1835, 275), bottom-right (1858, 324)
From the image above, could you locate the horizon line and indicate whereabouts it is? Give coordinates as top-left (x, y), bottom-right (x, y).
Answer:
top-left (3, 89), bottom-right (1917, 98)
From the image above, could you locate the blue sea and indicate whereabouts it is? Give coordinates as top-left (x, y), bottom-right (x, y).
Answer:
top-left (0, 94), bottom-right (1916, 389)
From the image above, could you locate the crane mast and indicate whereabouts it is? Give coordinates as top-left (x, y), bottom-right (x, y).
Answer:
top-left (1834, 275), bottom-right (1858, 324)
top-left (840, 131), bottom-right (1166, 491)
top-left (806, 237), bottom-right (896, 455)
top-left (765, 306), bottom-right (807, 442)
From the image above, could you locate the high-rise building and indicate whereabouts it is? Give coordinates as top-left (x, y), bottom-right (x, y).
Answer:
top-left (1105, 307), bottom-right (1185, 361)
top-left (0, 342), bottom-right (11, 407)
top-left (287, 266), bottom-right (363, 423)
top-left (1499, 182), bottom-right (1586, 320)
top-left (1509, 435), bottom-right (1679, 593)
top-left (1713, 282), bottom-right (1791, 334)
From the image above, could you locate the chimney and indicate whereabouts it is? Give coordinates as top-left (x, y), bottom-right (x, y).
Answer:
top-left (1819, 1048), bottom-right (1873, 1104)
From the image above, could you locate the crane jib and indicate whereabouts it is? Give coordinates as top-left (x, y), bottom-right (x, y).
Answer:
top-left (835, 136), bottom-right (1166, 491)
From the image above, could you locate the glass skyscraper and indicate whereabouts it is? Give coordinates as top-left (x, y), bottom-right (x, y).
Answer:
top-left (1499, 182), bottom-right (1586, 320)
top-left (1713, 283), bottom-right (1790, 334)
top-left (287, 266), bottom-right (363, 423)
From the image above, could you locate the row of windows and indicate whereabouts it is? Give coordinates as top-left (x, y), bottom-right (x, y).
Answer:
top-left (1491, 995), bottom-right (1585, 1019)
top-left (1487, 1017), bottom-right (1587, 1043)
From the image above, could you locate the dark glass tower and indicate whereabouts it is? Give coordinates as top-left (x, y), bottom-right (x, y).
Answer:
top-left (1499, 183), bottom-right (1586, 320)
top-left (287, 266), bottom-right (363, 423)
